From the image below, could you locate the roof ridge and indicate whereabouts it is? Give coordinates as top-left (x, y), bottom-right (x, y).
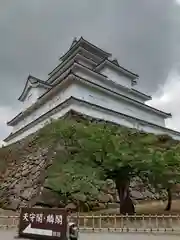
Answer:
top-left (28, 75), bottom-right (52, 87)
top-left (112, 59), bottom-right (119, 65)
top-left (96, 58), bottom-right (139, 78)
top-left (59, 37), bottom-right (111, 61)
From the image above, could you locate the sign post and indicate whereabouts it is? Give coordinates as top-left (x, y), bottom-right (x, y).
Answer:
top-left (18, 207), bottom-right (68, 240)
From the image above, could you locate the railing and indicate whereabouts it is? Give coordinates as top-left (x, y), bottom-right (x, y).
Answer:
top-left (0, 215), bottom-right (19, 229)
top-left (0, 214), bottom-right (180, 233)
top-left (76, 214), bottom-right (180, 233)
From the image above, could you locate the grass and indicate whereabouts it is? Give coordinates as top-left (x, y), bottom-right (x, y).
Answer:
top-left (136, 199), bottom-right (180, 215)
top-left (91, 199), bottom-right (180, 215)
top-left (0, 199), bottom-right (180, 217)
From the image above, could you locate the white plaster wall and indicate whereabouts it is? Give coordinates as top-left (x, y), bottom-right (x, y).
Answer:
top-left (6, 101), bottom-right (180, 146)
top-left (23, 88), bottom-right (39, 109)
top-left (37, 87), bottom-right (47, 97)
top-left (74, 69), bottom-right (146, 103)
top-left (12, 84), bottom-right (77, 133)
top-left (7, 105), bottom-right (72, 145)
top-left (12, 79), bottom-right (165, 135)
top-left (71, 104), bottom-right (180, 140)
top-left (100, 66), bottom-right (132, 88)
top-left (48, 61), bottom-right (148, 104)
top-left (72, 82), bottom-right (166, 127)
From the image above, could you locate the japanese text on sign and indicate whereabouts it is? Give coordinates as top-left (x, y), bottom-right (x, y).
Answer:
top-left (23, 212), bottom-right (63, 225)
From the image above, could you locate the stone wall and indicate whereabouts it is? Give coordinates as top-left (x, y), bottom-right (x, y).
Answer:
top-left (0, 135), bottom-right (166, 212)
top-left (0, 113), bottom-right (180, 212)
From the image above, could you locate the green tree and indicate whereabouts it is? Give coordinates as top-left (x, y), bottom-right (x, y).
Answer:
top-left (138, 135), bottom-right (180, 211)
top-left (40, 116), bottom-right (180, 214)
top-left (64, 123), bottom-right (151, 215)
top-left (146, 148), bottom-right (180, 211)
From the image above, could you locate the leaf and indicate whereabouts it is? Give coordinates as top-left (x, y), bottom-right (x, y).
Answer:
top-left (36, 114), bottom-right (180, 201)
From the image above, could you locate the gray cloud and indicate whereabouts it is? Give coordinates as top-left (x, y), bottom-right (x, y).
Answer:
top-left (0, 0), bottom-right (180, 140)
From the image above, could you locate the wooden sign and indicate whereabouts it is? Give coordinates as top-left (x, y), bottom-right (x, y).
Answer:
top-left (18, 207), bottom-right (68, 240)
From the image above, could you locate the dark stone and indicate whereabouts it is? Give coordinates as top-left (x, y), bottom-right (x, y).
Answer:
top-left (36, 188), bottom-right (63, 207)
top-left (21, 187), bottom-right (35, 200)
top-left (131, 190), bottom-right (144, 200)
top-left (5, 199), bottom-right (21, 210)
top-left (22, 169), bottom-right (30, 176)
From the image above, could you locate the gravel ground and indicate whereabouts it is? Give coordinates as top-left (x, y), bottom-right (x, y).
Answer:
top-left (0, 230), bottom-right (180, 240)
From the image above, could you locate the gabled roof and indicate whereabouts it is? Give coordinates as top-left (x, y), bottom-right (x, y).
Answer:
top-left (9, 61), bottom-right (170, 127)
top-left (70, 37), bottom-right (78, 48)
top-left (12, 62), bottom-right (169, 122)
top-left (59, 37), bottom-right (112, 62)
top-left (112, 59), bottom-right (120, 66)
top-left (18, 75), bottom-right (52, 102)
top-left (48, 51), bottom-right (97, 80)
top-left (131, 89), bottom-right (152, 101)
top-left (95, 58), bottom-right (139, 80)
top-left (7, 73), bottom-right (74, 126)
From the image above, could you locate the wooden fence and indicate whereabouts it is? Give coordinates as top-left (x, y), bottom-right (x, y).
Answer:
top-left (0, 214), bottom-right (180, 233)
top-left (0, 215), bottom-right (19, 229)
top-left (76, 214), bottom-right (180, 233)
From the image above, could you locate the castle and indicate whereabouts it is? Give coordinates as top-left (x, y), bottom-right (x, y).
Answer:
top-left (4, 37), bottom-right (180, 145)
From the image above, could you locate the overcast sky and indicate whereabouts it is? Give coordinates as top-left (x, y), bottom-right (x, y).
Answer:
top-left (0, 0), bottom-right (180, 144)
